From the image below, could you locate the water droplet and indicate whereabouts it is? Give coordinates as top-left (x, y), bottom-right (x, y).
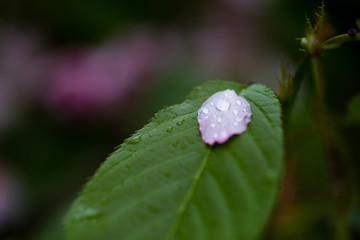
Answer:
top-left (216, 99), bottom-right (230, 111)
top-left (210, 102), bottom-right (214, 106)
top-left (236, 117), bottom-right (242, 122)
top-left (176, 119), bottom-right (184, 126)
top-left (74, 207), bottom-right (102, 221)
top-left (233, 109), bottom-right (238, 115)
top-left (212, 114), bottom-right (216, 118)
top-left (217, 117), bottom-right (222, 123)
top-left (210, 123), bottom-right (216, 128)
top-left (166, 127), bottom-right (173, 133)
top-left (202, 108), bottom-right (209, 114)
top-left (236, 100), bottom-right (242, 105)
top-left (214, 133), bottom-right (218, 138)
top-left (234, 122), bottom-right (238, 126)
top-left (128, 137), bottom-right (141, 144)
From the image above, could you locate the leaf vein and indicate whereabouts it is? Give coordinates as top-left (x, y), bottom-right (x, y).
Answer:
top-left (246, 98), bottom-right (275, 128)
top-left (166, 149), bottom-right (211, 239)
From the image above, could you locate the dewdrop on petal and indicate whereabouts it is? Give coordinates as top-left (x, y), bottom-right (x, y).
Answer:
top-left (197, 89), bottom-right (252, 145)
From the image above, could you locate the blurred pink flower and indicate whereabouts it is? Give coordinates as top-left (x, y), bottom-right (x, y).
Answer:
top-left (0, 27), bottom-right (48, 132)
top-left (191, 12), bottom-right (261, 77)
top-left (187, 9), bottom-right (282, 90)
top-left (44, 31), bottom-right (161, 116)
top-left (221, 0), bottom-right (273, 12)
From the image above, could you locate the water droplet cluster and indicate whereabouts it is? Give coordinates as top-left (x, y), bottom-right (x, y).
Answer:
top-left (197, 89), bottom-right (252, 145)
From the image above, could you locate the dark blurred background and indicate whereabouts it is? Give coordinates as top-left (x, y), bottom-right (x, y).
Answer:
top-left (0, 0), bottom-right (359, 239)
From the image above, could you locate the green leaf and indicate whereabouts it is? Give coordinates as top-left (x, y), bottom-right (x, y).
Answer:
top-left (65, 81), bottom-right (284, 240)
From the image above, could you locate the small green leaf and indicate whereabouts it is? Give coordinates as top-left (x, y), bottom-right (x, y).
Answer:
top-left (321, 33), bottom-right (360, 50)
top-left (65, 81), bottom-right (284, 240)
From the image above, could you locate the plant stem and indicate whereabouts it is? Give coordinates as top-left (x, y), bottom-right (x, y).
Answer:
top-left (310, 55), bottom-right (324, 101)
top-left (309, 44), bottom-right (356, 240)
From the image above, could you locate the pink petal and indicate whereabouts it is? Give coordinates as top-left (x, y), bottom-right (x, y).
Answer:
top-left (197, 89), bottom-right (252, 145)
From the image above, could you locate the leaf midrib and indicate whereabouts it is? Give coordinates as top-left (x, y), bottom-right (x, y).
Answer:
top-left (165, 148), bottom-right (211, 240)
